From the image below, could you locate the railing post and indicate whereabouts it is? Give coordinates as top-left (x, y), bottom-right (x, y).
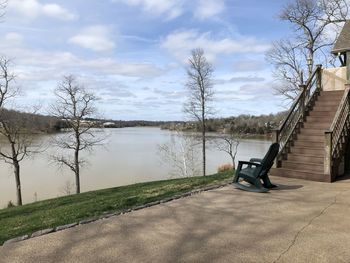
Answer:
top-left (272, 129), bottom-right (279, 144)
top-left (299, 84), bottom-right (306, 121)
top-left (316, 64), bottom-right (322, 91)
top-left (272, 129), bottom-right (280, 168)
top-left (324, 131), bottom-right (332, 182)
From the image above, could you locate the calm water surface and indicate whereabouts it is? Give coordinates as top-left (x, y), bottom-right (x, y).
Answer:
top-left (0, 127), bottom-right (271, 207)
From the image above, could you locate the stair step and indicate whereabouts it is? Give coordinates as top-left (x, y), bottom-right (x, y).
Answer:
top-left (291, 146), bottom-right (323, 156)
top-left (306, 116), bottom-right (333, 123)
top-left (299, 128), bottom-right (325, 135)
top-left (270, 168), bottom-right (330, 182)
top-left (309, 111), bottom-right (335, 117)
top-left (303, 122), bottom-right (330, 129)
top-left (297, 134), bottom-right (324, 141)
top-left (287, 154), bottom-right (323, 163)
top-left (317, 93), bottom-right (343, 99)
top-left (317, 91), bottom-right (344, 100)
top-left (314, 100), bottom-right (341, 106)
top-left (319, 90), bottom-right (344, 97)
top-left (294, 139), bottom-right (324, 147)
top-left (282, 161), bottom-right (323, 173)
top-left (320, 90), bottom-right (344, 95)
top-left (312, 105), bottom-right (339, 112)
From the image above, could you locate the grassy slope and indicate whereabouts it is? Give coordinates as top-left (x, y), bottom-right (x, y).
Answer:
top-left (0, 171), bottom-right (233, 245)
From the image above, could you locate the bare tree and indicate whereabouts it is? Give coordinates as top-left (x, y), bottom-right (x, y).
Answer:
top-left (215, 133), bottom-right (241, 170)
top-left (267, 40), bottom-right (304, 100)
top-left (59, 180), bottom-right (75, 196)
top-left (267, 0), bottom-right (348, 100)
top-left (0, 57), bottom-right (36, 206)
top-left (0, 1), bottom-right (7, 20)
top-left (184, 48), bottom-right (214, 176)
top-left (51, 75), bottom-right (102, 194)
top-left (158, 131), bottom-right (200, 177)
top-left (0, 57), bottom-right (18, 106)
top-left (0, 110), bottom-right (38, 206)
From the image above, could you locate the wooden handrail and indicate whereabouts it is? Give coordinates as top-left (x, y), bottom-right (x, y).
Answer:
top-left (324, 86), bottom-right (350, 179)
top-left (278, 65), bottom-right (322, 133)
top-left (278, 88), bottom-right (305, 132)
top-left (304, 65), bottom-right (321, 90)
top-left (329, 87), bottom-right (350, 132)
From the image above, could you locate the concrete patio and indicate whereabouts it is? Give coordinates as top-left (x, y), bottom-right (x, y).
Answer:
top-left (1, 176), bottom-right (350, 263)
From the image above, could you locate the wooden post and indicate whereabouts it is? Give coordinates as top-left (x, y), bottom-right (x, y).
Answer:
top-left (347, 51), bottom-right (350, 84)
top-left (299, 84), bottom-right (306, 121)
top-left (324, 131), bottom-right (332, 181)
top-left (316, 64), bottom-right (322, 91)
top-left (272, 129), bottom-right (280, 168)
top-left (272, 129), bottom-right (279, 144)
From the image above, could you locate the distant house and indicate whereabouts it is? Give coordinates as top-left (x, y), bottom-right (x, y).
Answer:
top-left (103, 122), bottom-right (116, 128)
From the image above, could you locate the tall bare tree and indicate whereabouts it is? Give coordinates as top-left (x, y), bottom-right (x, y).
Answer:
top-left (184, 48), bottom-right (214, 176)
top-left (267, 0), bottom-right (348, 100)
top-left (0, 57), bottom-right (36, 206)
top-left (0, 110), bottom-right (37, 206)
top-left (51, 75), bottom-right (101, 194)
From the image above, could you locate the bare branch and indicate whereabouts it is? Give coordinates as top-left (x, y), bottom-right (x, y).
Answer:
top-left (213, 132), bottom-right (241, 169)
top-left (0, 1), bottom-right (7, 21)
top-left (268, 0), bottom-right (348, 100)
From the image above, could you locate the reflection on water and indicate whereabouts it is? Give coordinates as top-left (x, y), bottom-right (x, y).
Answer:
top-left (0, 127), bottom-right (271, 207)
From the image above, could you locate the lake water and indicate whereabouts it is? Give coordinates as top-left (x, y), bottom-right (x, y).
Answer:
top-left (0, 127), bottom-right (271, 207)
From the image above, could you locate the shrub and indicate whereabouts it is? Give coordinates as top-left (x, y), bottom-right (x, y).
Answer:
top-left (217, 163), bottom-right (234, 173)
top-left (7, 201), bottom-right (15, 208)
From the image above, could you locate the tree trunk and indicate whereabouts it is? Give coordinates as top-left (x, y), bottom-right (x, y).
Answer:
top-left (74, 149), bottom-right (80, 194)
top-left (202, 121), bottom-right (206, 177)
top-left (14, 161), bottom-right (22, 206)
top-left (231, 156), bottom-right (236, 170)
top-left (201, 95), bottom-right (206, 176)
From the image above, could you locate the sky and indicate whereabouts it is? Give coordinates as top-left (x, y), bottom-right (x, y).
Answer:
top-left (0, 0), bottom-right (293, 121)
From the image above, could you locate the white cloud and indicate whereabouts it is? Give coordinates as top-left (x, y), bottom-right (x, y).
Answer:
top-left (4, 32), bottom-right (23, 46)
top-left (232, 59), bottom-right (265, 72)
top-left (82, 58), bottom-right (164, 77)
top-left (194, 0), bottom-right (225, 19)
top-left (0, 33), bottom-right (164, 83)
top-left (161, 30), bottom-right (271, 62)
top-left (114, 0), bottom-right (184, 20)
top-left (69, 26), bottom-right (115, 52)
top-left (8, 0), bottom-right (77, 21)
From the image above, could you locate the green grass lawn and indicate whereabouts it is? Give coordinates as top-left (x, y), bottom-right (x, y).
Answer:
top-left (0, 171), bottom-right (233, 245)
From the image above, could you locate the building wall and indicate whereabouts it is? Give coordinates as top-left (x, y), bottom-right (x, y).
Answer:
top-left (322, 67), bottom-right (346, 91)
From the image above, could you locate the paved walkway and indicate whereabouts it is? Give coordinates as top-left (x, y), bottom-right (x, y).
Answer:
top-left (1, 176), bottom-right (350, 263)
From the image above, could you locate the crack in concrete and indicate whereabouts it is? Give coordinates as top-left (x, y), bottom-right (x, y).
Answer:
top-left (273, 189), bottom-right (348, 263)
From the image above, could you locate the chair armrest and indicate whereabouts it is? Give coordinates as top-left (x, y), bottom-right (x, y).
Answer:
top-left (249, 158), bottom-right (262, 163)
top-left (234, 161), bottom-right (263, 182)
top-left (237, 161), bottom-right (262, 171)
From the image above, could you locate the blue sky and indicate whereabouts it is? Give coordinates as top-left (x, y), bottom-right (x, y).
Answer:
top-left (0, 0), bottom-right (292, 120)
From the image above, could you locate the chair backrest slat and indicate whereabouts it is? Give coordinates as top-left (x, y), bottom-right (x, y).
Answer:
top-left (259, 143), bottom-right (280, 177)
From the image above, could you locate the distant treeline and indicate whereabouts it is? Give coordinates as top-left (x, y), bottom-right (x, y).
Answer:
top-left (0, 109), bottom-right (63, 133)
top-left (0, 110), bottom-right (182, 133)
top-left (160, 112), bottom-right (287, 135)
top-left (0, 109), bottom-right (287, 135)
top-left (84, 118), bottom-right (183, 128)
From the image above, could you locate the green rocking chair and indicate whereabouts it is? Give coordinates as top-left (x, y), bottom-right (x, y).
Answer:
top-left (233, 143), bottom-right (279, 193)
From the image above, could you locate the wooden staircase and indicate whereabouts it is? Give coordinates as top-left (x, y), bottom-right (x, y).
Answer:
top-left (270, 90), bottom-right (343, 182)
top-left (270, 65), bottom-right (350, 182)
